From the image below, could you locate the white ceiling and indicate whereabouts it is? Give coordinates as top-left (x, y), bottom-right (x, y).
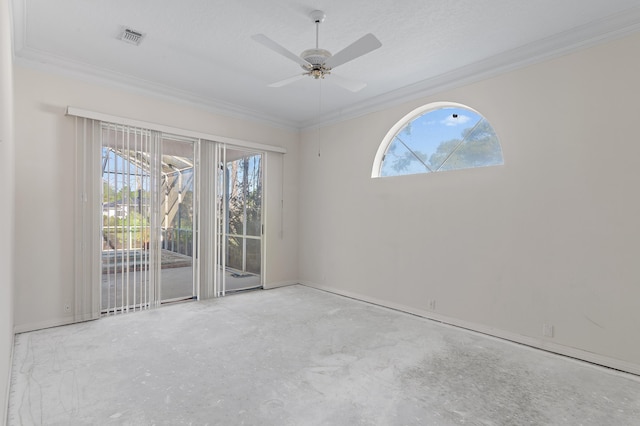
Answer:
top-left (11, 0), bottom-right (640, 129)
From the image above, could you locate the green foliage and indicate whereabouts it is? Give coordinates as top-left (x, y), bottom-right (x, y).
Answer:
top-left (103, 181), bottom-right (146, 203)
top-left (386, 118), bottom-right (502, 175)
top-left (429, 119), bottom-right (503, 171)
top-left (103, 181), bottom-right (116, 202)
top-left (226, 156), bottom-right (262, 236)
top-left (388, 142), bottom-right (429, 174)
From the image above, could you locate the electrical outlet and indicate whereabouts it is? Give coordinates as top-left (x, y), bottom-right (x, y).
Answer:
top-left (428, 299), bottom-right (436, 311)
top-left (542, 323), bottom-right (554, 337)
top-left (64, 304), bottom-right (71, 313)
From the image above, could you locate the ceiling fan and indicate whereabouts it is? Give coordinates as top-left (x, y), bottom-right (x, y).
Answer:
top-left (252, 10), bottom-right (382, 92)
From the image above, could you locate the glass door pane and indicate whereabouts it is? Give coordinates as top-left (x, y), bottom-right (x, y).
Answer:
top-left (223, 149), bottom-right (263, 292)
top-left (160, 137), bottom-right (196, 302)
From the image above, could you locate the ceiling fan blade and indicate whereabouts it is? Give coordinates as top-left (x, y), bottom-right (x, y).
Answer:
top-left (251, 34), bottom-right (311, 68)
top-left (327, 73), bottom-right (367, 92)
top-left (323, 33), bottom-right (382, 69)
top-left (268, 74), bottom-right (307, 88)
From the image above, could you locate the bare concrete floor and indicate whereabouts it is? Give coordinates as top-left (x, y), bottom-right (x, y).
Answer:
top-left (9, 285), bottom-right (640, 425)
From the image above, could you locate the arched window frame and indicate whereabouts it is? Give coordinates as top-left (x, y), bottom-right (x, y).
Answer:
top-left (371, 101), bottom-right (503, 178)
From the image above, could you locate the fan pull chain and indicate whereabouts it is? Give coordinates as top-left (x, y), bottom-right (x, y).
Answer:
top-left (317, 79), bottom-right (322, 157)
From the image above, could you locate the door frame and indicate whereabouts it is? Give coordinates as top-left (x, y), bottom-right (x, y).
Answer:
top-left (219, 145), bottom-right (265, 295)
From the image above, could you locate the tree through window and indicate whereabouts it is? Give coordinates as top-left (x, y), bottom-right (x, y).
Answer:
top-left (374, 103), bottom-right (503, 177)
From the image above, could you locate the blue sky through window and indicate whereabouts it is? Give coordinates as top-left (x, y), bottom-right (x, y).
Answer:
top-left (380, 106), bottom-right (502, 177)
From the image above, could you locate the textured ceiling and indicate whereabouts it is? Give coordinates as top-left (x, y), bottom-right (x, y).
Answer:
top-left (11, 0), bottom-right (640, 128)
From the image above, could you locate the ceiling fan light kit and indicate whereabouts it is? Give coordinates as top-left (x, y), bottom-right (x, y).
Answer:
top-left (252, 10), bottom-right (381, 91)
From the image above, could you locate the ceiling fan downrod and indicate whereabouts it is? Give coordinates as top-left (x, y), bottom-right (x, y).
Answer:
top-left (310, 10), bottom-right (325, 49)
top-left (301, 10), bottom-right (331, 78)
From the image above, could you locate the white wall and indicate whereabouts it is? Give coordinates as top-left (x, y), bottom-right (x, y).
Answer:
top-left (13, 66), bottom-right (299, 331)
top-left (10, 18), bottom-right (640, 379)
top-left (299, 31), bottom-right (640, 373)
top-left (0, 0), bottom-right (14, 422)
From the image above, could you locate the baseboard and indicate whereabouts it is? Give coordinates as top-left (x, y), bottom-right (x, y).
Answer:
top-left (3, 334), bottom-right (14, 426)
top-left (13, 317), bottom-right (77, 334)
top-left (263, 280), bottom-right (299, 290)
top-left (300, 281), bottom-right (640, 378)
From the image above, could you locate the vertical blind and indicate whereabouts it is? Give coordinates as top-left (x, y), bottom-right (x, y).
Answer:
top-left (72, 108), bottom-right (285, 322)
top-left (100, 122), bottom-right (161, 314)
top-left (197, 141), bottom-right (227, 298)
top-left (75, 118), bottom-right (163, 317)
top-left (74, 118), bottom-right (102, 321)
top-left (74, 119), bottom-right (220, 318)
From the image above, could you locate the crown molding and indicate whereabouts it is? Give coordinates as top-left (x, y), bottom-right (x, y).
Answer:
top-left (11, 1), bottom-right (640, 131)
top-left (9, 0), bottom-right (300, 128)
top-left (12, 45), bottom-right (301, 130)
top-left (300, 6), bottom-right (640, 130)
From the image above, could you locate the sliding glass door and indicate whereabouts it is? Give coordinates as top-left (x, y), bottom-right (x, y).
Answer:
top-left (222, 149), bottom-right (263, 292)
top-left (100, 128), bottom-right (197, 313)
top-left (74, 113), bottom-right (282, 320)
top-left (92, 121), bottom-right (267, 314)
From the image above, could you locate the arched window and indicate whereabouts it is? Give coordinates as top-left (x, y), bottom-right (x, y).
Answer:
top-left (372, 102), bottom-right (503, 177)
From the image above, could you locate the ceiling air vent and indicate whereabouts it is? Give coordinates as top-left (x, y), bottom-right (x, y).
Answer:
top-left (119, 27), bottom-right (145, 46)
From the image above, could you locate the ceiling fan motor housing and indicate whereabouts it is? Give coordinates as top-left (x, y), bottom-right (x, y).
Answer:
top-left (300, 48), bottom-right (331, 70)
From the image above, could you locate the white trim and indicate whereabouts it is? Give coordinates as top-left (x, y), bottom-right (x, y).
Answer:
top-left (300, 281), bottom-right (640, 378)
top-left (263, 280), bottom-right (298, 290)
top-left (370, 101), bottom-right (490, 178)
top-left (11, 7), bottom-right (640, 130)
top-left (299, 8), bottom-right (640, 130)
top-left (220, 145), bottom-right (227, 296)
top-left (13, 46), bottom-right (299, 130)
top-left (261, 152), bottom-right (268, 289)
top-left (3, 334), bottom-right (14, 426)
top-left (65, 107), bottom-right (287, 154)
top-left (14, 317), bottom-right (79, 334)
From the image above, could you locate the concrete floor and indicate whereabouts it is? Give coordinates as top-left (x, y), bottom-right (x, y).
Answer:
top-left (9, 285), bottom-right (640, 425)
